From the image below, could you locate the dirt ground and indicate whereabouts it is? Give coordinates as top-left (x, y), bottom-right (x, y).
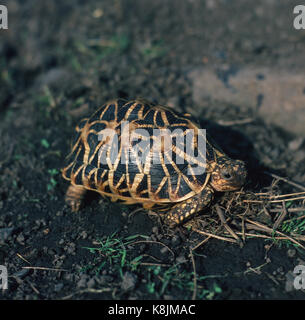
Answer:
top-left (1, 0), bottom-right (305, 300)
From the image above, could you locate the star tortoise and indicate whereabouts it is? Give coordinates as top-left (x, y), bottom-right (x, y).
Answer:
top-left (62, 99), bottom-right (247, 226)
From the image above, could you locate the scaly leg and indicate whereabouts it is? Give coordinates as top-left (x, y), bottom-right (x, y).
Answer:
top-left (163, 187), bottom-right (214, 226)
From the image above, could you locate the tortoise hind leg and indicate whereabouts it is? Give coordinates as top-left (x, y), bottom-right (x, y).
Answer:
top-left (163, 187), bottom-right (214, 226)
top-left (65, 184), bottom-right (87, 212)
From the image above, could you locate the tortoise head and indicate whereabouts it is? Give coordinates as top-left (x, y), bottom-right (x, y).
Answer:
top-left (210, 157), bottom-right (247, 192)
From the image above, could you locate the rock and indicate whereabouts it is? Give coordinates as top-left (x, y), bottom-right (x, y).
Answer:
top-left (80, 231), bottom-right (88, 239)
top-left (64, 242), bottom-right (76, 255)
top-left (288, 137), bottom-right (304, 151)
top-left (152, 226), bottom-right (159, 234)
top-left (287, 249), bottom-right (296, 258)
top-left (187, 66), bottom-right (305, 135)
top-left (87, 277), bottom-right (96, 288)
top-left (77, 274), bottom-right (89, 288)
top-left (175, 254), bottom-right (187, 264)
top-left (160, 246), bottom-right (169, 254)
top-left (54, 283), bottom-right (64, 292)
top-left (16, 233), bottom-right (25, 245)
top-left (171, 235), bottom-right (181, 245)
top-left (121, 272), bottom-right (137, 291)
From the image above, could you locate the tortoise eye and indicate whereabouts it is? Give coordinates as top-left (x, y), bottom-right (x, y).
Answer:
top-left (220, 170), bottom-right (233, 180)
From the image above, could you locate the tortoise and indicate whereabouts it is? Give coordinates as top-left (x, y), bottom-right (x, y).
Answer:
top-left (62, 98), bottom-right (247, 226)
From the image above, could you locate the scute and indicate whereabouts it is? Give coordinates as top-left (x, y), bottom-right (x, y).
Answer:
top-left (62, 99), bottom-right (224, 205)
top-left (100, 103), bottom-right (116, 121)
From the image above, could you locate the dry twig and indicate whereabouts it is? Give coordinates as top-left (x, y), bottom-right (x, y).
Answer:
top-left (192, 228), bottom-right (237, 243)
top-left (244, 218), bottom-right (305, 250)
top-left (22, 266), bottom-right (67, 272)
top-left (215, 204), bottom-right (240, 242)
top-left (272, 201), bottom-right (288, 231)
top-left (264, 172), bottom-right (305, 191)
top-left (189, 249), bottom-right (197, 300)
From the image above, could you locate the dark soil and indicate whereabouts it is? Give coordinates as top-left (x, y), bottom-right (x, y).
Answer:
top-left (1, 0), bottom-right (305, 300)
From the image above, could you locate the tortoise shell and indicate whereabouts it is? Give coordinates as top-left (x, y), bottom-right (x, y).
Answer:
top-left (62, 99), bottom-right (247, 224)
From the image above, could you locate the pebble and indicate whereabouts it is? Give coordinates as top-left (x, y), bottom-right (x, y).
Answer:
top-left (152, 226), bottom-right (159, 234)
top-left (87, 277), bottom-right (96, 288)
top-left (80, 231), bottom-right (88, 239)
top-left (288, 137), bottom-right (304, 151)
top-left (16, 233), bottom-right (25, 244)
top-left (65, 242), bottom-right (76, 255)
top-left (171, 235), bottom-right (181, 245)
top-left (160, 246), bottom-right (169, 254)
top-left (175, 254), bottom-right (187, 264)
top-left (287, 249), bottom-right (296, 258)
top-left (54, 283), bottom-right (64, 292)
top-left (77, 274), bottom-right (89, 288)
top-left (121, 272), bottom-right (137, 291)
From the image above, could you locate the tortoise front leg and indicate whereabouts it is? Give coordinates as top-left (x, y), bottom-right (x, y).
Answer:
top-left (163, 187), bottom-right (214, 226)
top-left (65, 184), bottom-right (87, 212)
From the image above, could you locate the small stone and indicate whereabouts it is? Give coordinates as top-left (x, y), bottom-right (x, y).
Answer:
top-left (16, 233), bottom-right (25, 244)
top-left (287, 249), bottom-right (296, 258)
top-left (77, 274), bottom-right (89, 288)
top-left (171, 235), bottom-right (181, 245)
top-left (175, 254), bottom-right (187, 264)
top-left (160, 246), bottom-right (169, 254)
top-left (288, 137), bottom-right (304, 151)
top-left (87, 277), bottom-right (96, 288)
top-left (80, 231), bottom-right (88, 239)
top-left (121, 272), bottom-right (137, 291)
top-left (56, 211), bottom-right (63, 217)
top-left (152, 226), bottom-right (159, 234)
top-left (65, 242), bottom-right (76, 254)
top-left (54, 283), bottom-right (64, 292)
